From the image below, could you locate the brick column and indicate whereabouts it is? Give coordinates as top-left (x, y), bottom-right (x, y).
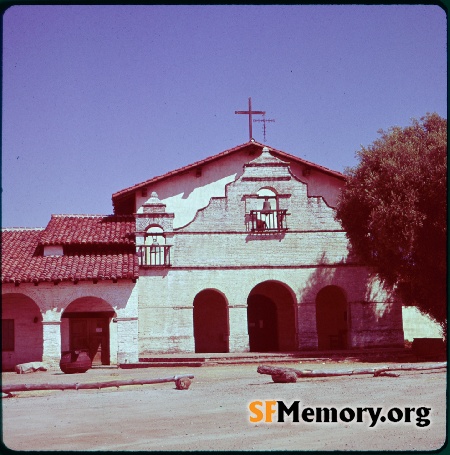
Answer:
top-left (115, 317), bottom-right (139, 364)
top-left (297, 302), bottom-right (318, 350)
top-left (42, 321), bottom-right (61, 366)
top-left (228, 305), bottom-right (250, 352)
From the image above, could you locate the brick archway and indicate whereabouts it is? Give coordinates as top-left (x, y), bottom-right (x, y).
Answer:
top-left (62, 297), bottom-right (116, 365)
top-left (247, 281), bottom-right (297, 352)
top-left (193, 289), bottom-right (229, 353)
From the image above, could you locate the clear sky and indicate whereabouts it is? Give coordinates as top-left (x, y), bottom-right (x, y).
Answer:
top-left (2, 5), bottom-right (447, 228)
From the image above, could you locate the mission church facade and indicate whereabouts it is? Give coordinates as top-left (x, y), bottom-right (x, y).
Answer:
top-left (3, 140), bottom-right (413, 369)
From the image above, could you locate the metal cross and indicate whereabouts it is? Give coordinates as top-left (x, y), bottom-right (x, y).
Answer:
top-left (253, 114), bottom-right (275, 143)
top-left (235, 97), bottom-right (265, 141)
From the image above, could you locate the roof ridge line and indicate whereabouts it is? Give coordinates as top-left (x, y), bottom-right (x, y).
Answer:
top-left (50, 214), bottom-right (135, 218)
top-left (2, 227), bottom-right (45, 231)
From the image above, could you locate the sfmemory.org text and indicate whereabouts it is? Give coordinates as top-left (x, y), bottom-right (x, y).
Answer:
top-left (248, 400), bottom-right (431, 427)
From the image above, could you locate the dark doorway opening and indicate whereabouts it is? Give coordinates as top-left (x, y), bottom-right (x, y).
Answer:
top-left (247, 281), bottom-right (297, 352)
top-left (193, 290), bottom-right (229, 353)
top-left (247, 294), bottom-right (278, 352)
top-left (316, 286), bottom-right (348, 350)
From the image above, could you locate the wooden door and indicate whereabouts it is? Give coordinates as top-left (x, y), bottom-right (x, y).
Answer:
top-left (70, 319), bottom-right (89, 351)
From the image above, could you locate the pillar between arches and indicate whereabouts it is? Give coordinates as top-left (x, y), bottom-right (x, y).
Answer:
top-left (297, 302), bottom-right (318, 350)
top-left (42, 321), bottom-right (61, 366)
top-left (228, 305), bottom-right (250, 352)
top-left (114, 317), bottom-right (139, 364)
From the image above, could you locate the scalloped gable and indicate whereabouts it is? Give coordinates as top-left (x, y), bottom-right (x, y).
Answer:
top-left (111, 141), bottom-right (345, 214)
top-left (178, 147), bottom-right (343, 233)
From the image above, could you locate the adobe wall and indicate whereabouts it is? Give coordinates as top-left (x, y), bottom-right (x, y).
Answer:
top-left (137, 266), bottom-right (404, 355)
top-left (169, 231), bottom-right (349, 267)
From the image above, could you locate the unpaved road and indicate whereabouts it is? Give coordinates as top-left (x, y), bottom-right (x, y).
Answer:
top-left (2, 362), bottom-right (446, 451)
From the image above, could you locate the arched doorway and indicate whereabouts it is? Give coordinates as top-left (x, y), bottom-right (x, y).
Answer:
top-left (316, 286), bottom-right (348, 350)
top-left (247, 281), bottom-right (297, 352)
top-left (62, 297), bottom-right (116, 365)
top-left (193, 289), bottom-right (229, 353)
top-left (2, 294), bottom-right (43, 370)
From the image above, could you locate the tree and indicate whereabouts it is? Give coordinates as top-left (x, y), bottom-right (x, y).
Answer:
top-left (336, 113), bottom-right (447, 334)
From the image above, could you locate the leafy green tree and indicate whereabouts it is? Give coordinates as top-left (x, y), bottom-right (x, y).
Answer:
top-left (336, 113), bottom-right (447, 334)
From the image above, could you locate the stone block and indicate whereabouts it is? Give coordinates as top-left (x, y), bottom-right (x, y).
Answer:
top-left (15, 362), bottom-right (48, 374)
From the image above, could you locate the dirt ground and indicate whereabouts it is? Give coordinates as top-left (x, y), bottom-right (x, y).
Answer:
top-left (1, 361), bottom-right (447, 451)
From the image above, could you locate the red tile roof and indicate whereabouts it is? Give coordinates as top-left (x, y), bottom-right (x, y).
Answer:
top-left (39, 214), bottom-right (135, 246)
top-left (111, 140), bottom-right (346, 210)
top-left (2, 219), bottom-right (139, 285)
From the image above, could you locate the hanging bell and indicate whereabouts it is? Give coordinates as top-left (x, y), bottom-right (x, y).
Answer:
top-left (261, 198), bottom-right (272, 214)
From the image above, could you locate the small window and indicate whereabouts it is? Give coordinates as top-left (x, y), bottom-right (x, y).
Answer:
top-left (2, 319), bottom-right (14, 351)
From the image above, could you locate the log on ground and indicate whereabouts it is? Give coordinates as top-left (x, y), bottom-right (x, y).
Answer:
top-left (257, 362), bottom-right (447, 381)
top-left (2, 374), bottom-right (195, 395)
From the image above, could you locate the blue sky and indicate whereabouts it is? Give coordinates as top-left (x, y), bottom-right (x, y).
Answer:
top-left (2, 5), bottom-right (446, 228)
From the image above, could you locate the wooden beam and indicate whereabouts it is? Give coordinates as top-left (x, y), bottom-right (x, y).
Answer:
top-left (2, 374), bottom-right (195, 395)
top-left (257, 362), bottom-right (447, 383)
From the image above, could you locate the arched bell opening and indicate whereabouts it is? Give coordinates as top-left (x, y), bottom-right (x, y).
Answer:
top-left (193, 289), bottom-right (229, 353)
top-left (247, 281), bottom-right (297, 352)
top-left (143, 225), bottom-right (168, 266)
top-left (315, 285), bottom-right (349, 350)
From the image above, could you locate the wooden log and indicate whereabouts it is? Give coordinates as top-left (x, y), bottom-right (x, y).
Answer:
top-left (257, 365), bottom-right (378, 378)
top-left (257, 362), bottom-right (446, 381)
top-left (2, 374), bottom-right (195, 395)
top-left (257, 365), bottom-right (300, 377)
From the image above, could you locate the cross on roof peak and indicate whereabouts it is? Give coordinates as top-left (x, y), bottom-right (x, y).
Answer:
top-left (235, 97), bottom-right (265, 141)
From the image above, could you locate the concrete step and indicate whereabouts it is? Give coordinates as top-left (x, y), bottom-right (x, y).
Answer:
top-left (119, 348), bottom-right (415, 369)
top-left (121, 361), bottom-right (205, 368)
top-left (139, 357), bottom-right (208, 363)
